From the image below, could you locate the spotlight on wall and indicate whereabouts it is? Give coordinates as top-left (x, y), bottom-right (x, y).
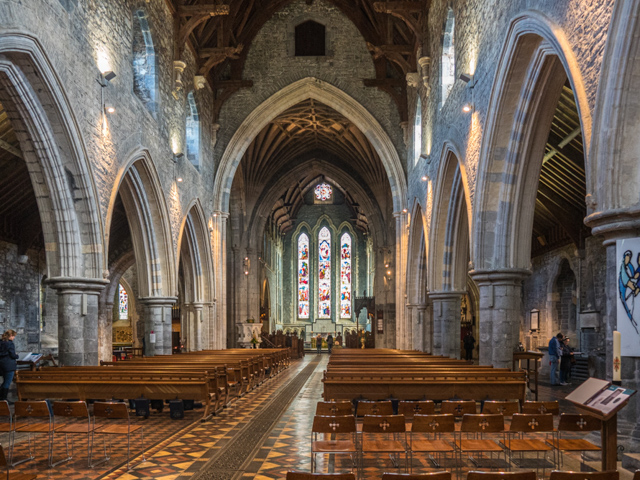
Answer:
top-left (462, 103), bottom-right (473, 113)
top-left (402, 208), bottom-right (408, 213)
top-left (176, 176), bottom-right (183, 183)
top-left (104, 104), bottom-right (116, 114)
top-left (103, 70), bottom-right (117, 82)
top-left (459, 72), bottom-right (475, 87)
top-left (173, 152), bottom-right (184, 163)
top-left (421, 176), bottom-right (428, 181)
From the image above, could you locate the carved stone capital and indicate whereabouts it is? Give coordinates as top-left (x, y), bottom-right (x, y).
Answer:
top-left (173, 60), bottom-right (187, 91)
top-left (194, 75), bottom-right (207, 90)
top-left (406, 72), bottom-right (419, 88)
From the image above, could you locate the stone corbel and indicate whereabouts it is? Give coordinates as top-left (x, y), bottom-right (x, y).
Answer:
top-left (173, 60), bottom-right (187, 93)
top-left (194, 75), bottom-right (207, 90)
top-left (212, 123), bottom-right (221, 149)
top-left (399, 121), bottom-right (409, 148)
top-left (418, 56), bottom-right (431, 93)
top-left (406, 72), bottom-right (419, 88)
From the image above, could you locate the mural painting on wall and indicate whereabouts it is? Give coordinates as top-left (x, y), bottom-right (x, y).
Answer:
top-left (298, 233), bottom-right (310, 318)
top-left (318, 226), bottom-right (331, 318)
top-left (616, 238), bottom-right (640, 355)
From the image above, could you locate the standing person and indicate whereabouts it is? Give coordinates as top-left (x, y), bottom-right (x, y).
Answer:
top-left (336, 333), bottom-right (343, 348)
top-left (463, 331), bottom-right (476, 361)
top-left (0, 329), bottom-right (19, 401)
top-left (316, 333), bottom-right (322, 354)
top-left (327, 333), bottom-right (334, 354)
top-left (548, 332), bottom-right (563, 386)
top-left (559, 337), bottom-right (573, 386)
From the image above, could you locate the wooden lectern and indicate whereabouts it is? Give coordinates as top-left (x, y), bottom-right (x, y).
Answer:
top-left (565, 377), bottom-right (636, 471)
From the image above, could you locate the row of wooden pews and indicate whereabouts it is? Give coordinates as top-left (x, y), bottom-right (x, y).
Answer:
top-left (322, 349), bottom-right (527, 403)
top-left (15, 348), bottom-right (290, 421)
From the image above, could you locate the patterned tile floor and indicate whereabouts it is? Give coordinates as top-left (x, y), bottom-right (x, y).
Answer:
top-left (3, 357), bottom-right (634, 480)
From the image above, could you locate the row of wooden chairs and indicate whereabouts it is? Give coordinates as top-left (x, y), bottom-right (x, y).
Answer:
top-left (311, 412), bottom-right (601, 475)
top-left (0, 399), bottom-right (143, 470)
top-left (288, 471), bottom-right (631, 480)
top-left (318, 400), bottom-right (561, 419)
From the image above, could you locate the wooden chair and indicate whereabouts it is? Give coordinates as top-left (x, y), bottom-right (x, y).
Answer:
top-left (91, 401), bottom-right (144, 470)
top-left (440, 400), bottom-right (476, 417)
top-left (409, 414), bottom-right (455, 471)
top-left (316, 402), bottom-right (353, 416)
top-left (398, 401), bottom-right (436, 421)
top-left (0, 401), bottom-right (14, 462)
top-left (0, 444), bottom-right (36, 480)
top-left (51, 401), bottom-right (94, 467)
top-left (360, 415), bottom-right (408, 473)
top-left (381, 473), bottom-right (451, 480)
top-left (356, 400), bottom-right (394, 417)
top-left (635, 470), bottom-right (640, 480)
top-left (504, 414), bottom-right (556, 473)
top-left (521, 401), bottom-right (560, 416)
top-left (455, 414), bottom-right (508, 472)
top-left (467, 472), bottom-right (537, 479)
top-left (548, 471), bottom-right (619, 479)
top-left (545, 414), bottom-right (601, 468)
top-left (13, 401), bottom-right (63, 467)
top-left (482, 401), bottom-right (520, 416)
top-left (310, 415), bottom-right (357, 473)
top-left (286, 472), bottom-right (355, 480)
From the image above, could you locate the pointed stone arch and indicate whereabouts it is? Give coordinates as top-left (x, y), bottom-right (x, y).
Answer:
top-left (406, 199), bottom-right (428, 351)
top-left (472, 11), bottom-right (591, 273)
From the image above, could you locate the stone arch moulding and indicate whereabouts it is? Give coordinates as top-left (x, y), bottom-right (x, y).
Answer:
top-left (406, 198), bottom-right (428, 304)
top-left (0, 33), bottom-right (104, 280)
top-left (214, 77), bottom-right (407, 215)
top-left (586, 0), bottom-right (640, 234)
top-left (105, 148), bottom-right (177, 299)
top-left (472, 11), bottom-right (591, 273)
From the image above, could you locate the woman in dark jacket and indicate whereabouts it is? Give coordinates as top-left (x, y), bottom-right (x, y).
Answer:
top-left (0, 329), bottom-right (18, 400)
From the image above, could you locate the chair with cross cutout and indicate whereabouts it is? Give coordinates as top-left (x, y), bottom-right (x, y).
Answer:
top-left (521, 401), bottom-right (559, 416)
top-left (0, 444), bottom-right (36, 480)
top-left (454, 414), bottom-right (508, 474)
top-left (399, 401), bottom-right (435, 430)
top-left (548, 471), bottom-right (619, 480)
top-left (13, 400), bottom-right (63, 467)
top-left (482, 401), bottom-right (520, 417)
top-left (545, 414), bottom-right (601, 469)
top-left (310, 415), bottom-right (357, 473)
top-left (316, 402), bottom-right (353, 417)
top-left (504, 413), bottom-right (557, 475)
top-left (356, 400), bottom-right (394, 418)
top-left (91, 401), bottom-right (144, 470)
top-left (440, 400), bottom-right (476, 419)
top-left (360, 415), bottom-right (408, 474)
top-left (51, 401), bottom-right (94, 467)
top-left (466, 472), bottom-right (537, 480)
top-left (0, 401), bottom-right (14, 463)
top-left (286, 472), bottom-right (355, 480)
top-left (381, 472), bottom-right (451, 480)
top-left (409, 414), bottom-right (455, 472)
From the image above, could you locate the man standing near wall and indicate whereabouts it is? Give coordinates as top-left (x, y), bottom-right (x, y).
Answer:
top-left (548, 332), bottom-right (564, 386)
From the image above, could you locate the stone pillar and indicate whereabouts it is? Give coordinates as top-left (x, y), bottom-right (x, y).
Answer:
top-left (469, 269), bottom-right (530, 368)
top-left (416, 304), bottom-right (427, 351)
top-left (98, 300), bottom-right (114, 363)
top-left (430, 291), bottom-right (463, 358)
top-left (394, 211), bottom-right (408, 349)
top-left (194, 303), bottom-right (203, 351)
top-left (139, 297), bottom-right (176, 356)
top-left (212, 212), bottom-right (228, 349)
top-left (48, 277), bottom-right (108, 366)
top-left (405, 305), bottom-right (414, 350)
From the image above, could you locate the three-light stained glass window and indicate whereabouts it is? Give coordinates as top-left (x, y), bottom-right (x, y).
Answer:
top-left (298, 233), bottom-right (310, 318)
top-left (119, 284), bottom-right (128, 320)
top-left (340, 233), bottom-right (351, 318)
top-left (318, 227), bottom-right (331, 318)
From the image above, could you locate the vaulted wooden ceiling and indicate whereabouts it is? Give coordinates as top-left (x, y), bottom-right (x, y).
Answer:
top-left (0, 101), bottom-right (43, 254)
top-left (238, 99), bottom-right (388, 235)
top-left (169, 0), bottom-right (426, 121)
top-left (532, 82), bottom-right (589, 256)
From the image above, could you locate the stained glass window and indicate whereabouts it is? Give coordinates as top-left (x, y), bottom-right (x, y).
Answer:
top-left (298, 233), bottom-right (310, 318)
top-left (119, 284), bottom-right (128, 320)
top-left (340, 233), bottom-right (351, 318)
top-left (318, 226), bottom-right (331, 318)
top-left (314, 183), bottom-right (332, 201)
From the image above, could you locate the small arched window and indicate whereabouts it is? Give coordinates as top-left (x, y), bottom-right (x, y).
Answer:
top-left (295, 20), bottom-right (326, 56)
top-left (414, 97), bottom-right (422, 165)
top-left (132, 10), bottom-right (158, 113)
top-left (441, 8), bottom-right (455, 106)
top-left (186, 91), bottom-right (200, 170)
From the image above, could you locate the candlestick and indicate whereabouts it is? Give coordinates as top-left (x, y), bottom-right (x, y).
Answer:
top-left (613, 330), bottom-right (621, 382)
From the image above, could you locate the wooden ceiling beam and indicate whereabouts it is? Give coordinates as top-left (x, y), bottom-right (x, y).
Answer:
top-left (0, 139), bottom-right (22, 159)
top-left (178, 4), bottom-right (229, 17)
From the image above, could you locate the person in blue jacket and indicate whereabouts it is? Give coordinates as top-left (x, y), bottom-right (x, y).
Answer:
top-left (0, 329), bottom-right (19, 401)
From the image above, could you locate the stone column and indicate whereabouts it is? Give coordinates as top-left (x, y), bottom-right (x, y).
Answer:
top-left (430, 291), bottom-right (464, 358)
top-left (394, 211), bottom-right (408, 349)
top-left (98, 300), bottom-right (114, 363)
top-left (212, 211), bottom-right (228, 349)
top-left (48, 277), bottom-right (108, 366)
top-left (416, 304), bottom-right (427, 351)
top-left (405, 305), bottom-right (414, 350)
top-left (469, 269), bottom-right (530, 368)
top-left (139, 297), bottom-right (176, 356)
top-left (194, 303), bottom-right (204, 351)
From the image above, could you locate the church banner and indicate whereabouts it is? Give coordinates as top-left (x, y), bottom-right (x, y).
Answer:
top-left (616, 238), bottom-right (640, 356)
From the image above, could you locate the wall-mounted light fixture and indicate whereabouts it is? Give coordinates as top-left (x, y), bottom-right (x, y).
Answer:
top-left (173, 152), bottom-right (184, 163)
top-left (104, 104), bottom-right (116, 114)
top-left (421, 175), bottom-right (428, 181)
top-left (462, 104), bottom-right (473, 113)
top-left (459, 73), bottom-right (475, 87)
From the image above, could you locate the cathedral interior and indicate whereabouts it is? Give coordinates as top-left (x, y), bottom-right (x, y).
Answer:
top-left (0, 0), bottom-right (639, 478)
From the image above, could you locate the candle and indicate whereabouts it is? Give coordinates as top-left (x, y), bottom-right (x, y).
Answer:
top-left (613, 330), bottom-right (621, 382)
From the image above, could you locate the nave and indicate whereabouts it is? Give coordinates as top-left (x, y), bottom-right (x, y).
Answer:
top-left (5, 355), bottom-right (634, 480)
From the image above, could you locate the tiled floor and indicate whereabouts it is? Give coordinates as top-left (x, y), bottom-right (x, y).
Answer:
top-left (3, 356), bottom-right (631, 480)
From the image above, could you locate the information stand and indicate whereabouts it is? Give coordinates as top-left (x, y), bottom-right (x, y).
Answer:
top-left (512, 350), bottom-right (544, 400)
top-left (565, 377), bottom-right (636, 471)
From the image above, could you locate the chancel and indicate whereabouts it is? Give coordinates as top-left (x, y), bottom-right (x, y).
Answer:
top-left (0, 0), bottom-right (638, 478)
